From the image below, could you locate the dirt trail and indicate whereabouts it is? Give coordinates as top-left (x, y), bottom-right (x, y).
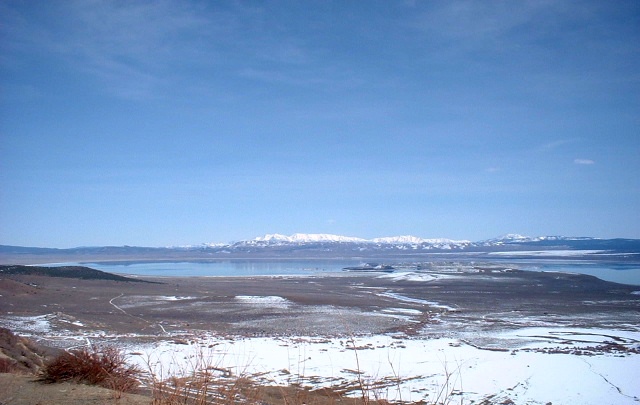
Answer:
top-left (108, 293), bottom-right (168, 334)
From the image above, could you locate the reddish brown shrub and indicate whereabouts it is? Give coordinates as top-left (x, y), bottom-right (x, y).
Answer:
top-left (40, 346), bottom-right (141, 392)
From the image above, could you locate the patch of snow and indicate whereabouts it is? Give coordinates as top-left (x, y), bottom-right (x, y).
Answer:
top-left (381, 308), bottom-right (422, 315)
top-left (378, 292), bottom-right (457, 311)
top-left (127, 327), bottom-right (640, 405)
top-left (156, 296), bottom-right (197, 301)
top-left (59, 319), bottom-right (85, 327)
top-left (0, 315), bottom-right (52, 334)
top-left (377, 272), bottom-right (437, 282)
top-left (235, 295), bottom-right (291, 307)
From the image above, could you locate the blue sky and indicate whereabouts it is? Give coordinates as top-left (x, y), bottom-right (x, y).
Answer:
top-left (1, 0), bottom-right (639, 247)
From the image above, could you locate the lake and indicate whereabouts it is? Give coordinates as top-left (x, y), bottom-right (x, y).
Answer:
top-left (76, 258), bottom-right (640, 286)
top-left (81, 259), bottom-right (360, 277)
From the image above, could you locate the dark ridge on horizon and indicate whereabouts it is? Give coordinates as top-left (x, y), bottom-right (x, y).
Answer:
top-left (0, 265), bottom-right (156, 283)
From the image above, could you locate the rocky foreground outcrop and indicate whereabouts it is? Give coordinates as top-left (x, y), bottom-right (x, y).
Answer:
top-left (0, 327), bottom-right (59, 374)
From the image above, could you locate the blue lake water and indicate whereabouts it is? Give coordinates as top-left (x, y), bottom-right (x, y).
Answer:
top-left (75, 259), bottom-right (640, 286)
top-left (81, 260), bottom-right (361, 277)
top-left (511, 260), bottom-right (640, 286)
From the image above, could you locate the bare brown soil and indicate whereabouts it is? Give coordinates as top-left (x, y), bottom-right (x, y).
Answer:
top-left (1, 268), bottom-right (638, 341)
top-left (0, 373), bottom-right (151, 405)
top-left (0, 372), bottom-right (395, 405)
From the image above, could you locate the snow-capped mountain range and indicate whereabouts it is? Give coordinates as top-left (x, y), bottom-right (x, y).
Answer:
top-left (247, 233), bottom-right (471, 246)
top-left (196, 233), bottom-right (639, 256)
top-left (218, 232), bottom-right (600, 248)
top-left (2, 233), bottom-right (639, 261)
top-left (220, 232), bottom-right (476, 251)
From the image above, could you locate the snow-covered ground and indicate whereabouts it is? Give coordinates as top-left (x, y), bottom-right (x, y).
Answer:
top-left (235, 295), bottom-right (292, 307)
top-left (124, 327), bottom-right (640, 405)
top-left (3, 311), bottom-right (639, 404)
top-left (4, 306), bottom-right (639, 405)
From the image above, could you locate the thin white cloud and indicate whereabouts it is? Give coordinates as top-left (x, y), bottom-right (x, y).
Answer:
top-left (3, 0), bottom-right (215, 100)
top-left (539, 139), bottom-right (576, 151)
top-left (574, 159), bottom-right (595, 165)
top-left (9, 1), bottom-right (354, 100)
top-left (409, 1), bottom-right (555, 43)
top-left (62, 0), bottom-right (212, 99)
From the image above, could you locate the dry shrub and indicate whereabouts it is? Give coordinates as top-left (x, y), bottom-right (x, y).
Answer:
top-left (40, 346), bottom-right (141, 393)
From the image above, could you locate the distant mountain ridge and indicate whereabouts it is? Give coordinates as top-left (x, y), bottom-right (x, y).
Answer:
top-left (1, 233), bottom-right (639, 263)
top-left (223, 233), bottom-right (640, 254)
top-left (241, 233), bottom-right (472, 247)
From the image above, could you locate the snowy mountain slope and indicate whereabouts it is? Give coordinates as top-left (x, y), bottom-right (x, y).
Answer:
top-left (251, 233), bottom-right (368, 244)
top-left (371, 235), bottom-right (471, 245)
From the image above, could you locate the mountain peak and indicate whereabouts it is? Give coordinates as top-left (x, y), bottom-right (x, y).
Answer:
top-left (371, 235), bottom-right (471, 244)
top-left (497, 234), bottom-right (531, 241)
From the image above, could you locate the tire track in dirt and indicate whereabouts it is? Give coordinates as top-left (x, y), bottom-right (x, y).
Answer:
top-left (109, 293), bottom-right (168, 334)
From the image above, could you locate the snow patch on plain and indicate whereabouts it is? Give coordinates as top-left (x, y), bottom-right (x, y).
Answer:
top-left (127, 327), bottom-right (640, 405)
top-left (235, 295), bottom-right (291, 306)
top-left (381, 307), bottom-right (423, 315)
top-left (379, 292), bottom-right (457, 311)
top-left (156, 296), bottom-right (197, 301)
top-left (377, 272), bottom-right (437, 282)
top-left (1, 315), bottom-right (52, 334)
